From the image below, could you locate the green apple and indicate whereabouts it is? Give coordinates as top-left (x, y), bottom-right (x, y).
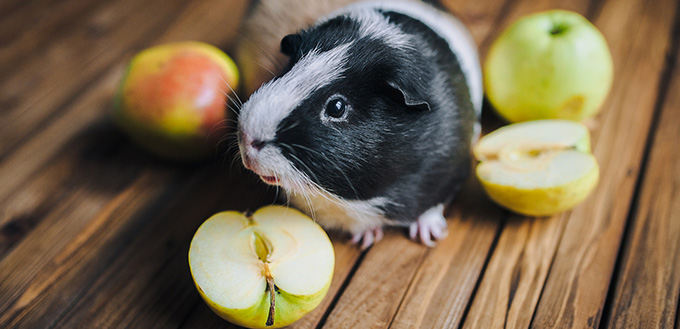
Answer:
top-left (484, 10), bottom-right (613, 122)
top-left (474, 120), bottom-right (599, 216)
top-left (189, 206), bottom-right (334, 328)
top-left (113, 41), bottom-right (239, 161)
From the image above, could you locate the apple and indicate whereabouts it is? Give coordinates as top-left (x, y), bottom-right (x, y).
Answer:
top-left (113, 41), bottom-right (239, 161)
top-left (474, 120), bottom-right (599, 216)
top-left (188, 206), bottom-right (335, 328)
top-left (484, 10), bottom-right (613, 122)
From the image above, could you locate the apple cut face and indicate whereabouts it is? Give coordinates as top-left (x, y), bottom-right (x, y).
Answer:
top-left (189, 206), bottom-right (334, 328)
top-left (474, 120), bottom-right (599, 216)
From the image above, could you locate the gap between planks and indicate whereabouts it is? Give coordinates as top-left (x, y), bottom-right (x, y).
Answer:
top-left (600, 4), bottom-right (680, 327)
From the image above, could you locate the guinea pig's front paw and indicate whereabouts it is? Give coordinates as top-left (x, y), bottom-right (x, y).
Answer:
top-left (350, 227), bottom-right (384, 250)
top-left (409, 204), bottom-right (448, 247)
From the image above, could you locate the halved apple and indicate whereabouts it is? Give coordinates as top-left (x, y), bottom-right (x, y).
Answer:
top-left (189, 206), bottom-right (334, 328)
top-left (474, 120), bottom-right (599, 216)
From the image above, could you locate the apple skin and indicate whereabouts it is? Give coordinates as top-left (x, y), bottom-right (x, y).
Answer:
top-left (196, 277), bottom-right (331, 329)
top-left (484, 10), bottom-right (613, 122)
top-left (113, 41), bottom-right (239, 161)
top-left (477, 155), bottom-right (599, 216)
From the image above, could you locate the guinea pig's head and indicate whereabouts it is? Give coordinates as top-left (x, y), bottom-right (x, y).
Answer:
top-left (237, 9), bottom-right (434, 200)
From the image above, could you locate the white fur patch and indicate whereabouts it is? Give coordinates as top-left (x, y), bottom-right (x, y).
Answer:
top-left (289, 191), bottom-right (396, 234)
top-left (239, 43), bottom-right (351, 143)
top-left (321, 5), bottom-right (414, 51)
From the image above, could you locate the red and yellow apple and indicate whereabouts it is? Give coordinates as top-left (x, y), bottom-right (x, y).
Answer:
top-left (114, 41), bottom-right (239, 161)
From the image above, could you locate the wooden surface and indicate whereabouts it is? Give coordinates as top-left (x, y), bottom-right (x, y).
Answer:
top-left (1, 0), bottom-right (679, 328)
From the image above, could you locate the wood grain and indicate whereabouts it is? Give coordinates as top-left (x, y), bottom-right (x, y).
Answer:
top-left (604, 24), bottom-right (680, 329)
top-left (0, 168), bottom-right (180, 327)
top-left (450, 1), bottom-right (594, 327)
top-left (0, 0), bottom-right (678, 328)
top-left (0, 0), bottom-right (252, 327)
top-left (389, 181), bottom-right (503, 329)
top-left (51, 167), bottom-right (270, 329)
top-left (0, 0), bottom-right (249, 254)
top-left (321, 233), bottom-right (429, 329)
top-left (462, 215), bottom-right (567, 329)
top-left (530, 0), bottom-right (679, 327)
top-left (0, 0), bottom-right (188, 158)
top-left (0, 0), bottom-right (102, 75)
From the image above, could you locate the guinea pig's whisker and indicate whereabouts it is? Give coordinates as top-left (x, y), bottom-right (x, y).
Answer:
top-left (206, 118), bottom-right (235, 140)
top-left (220, 76), bottom-right (244, 108)
top-left (285, 150), bottom-right (323, 190)
top-left (253, 60), bottom-right (278, 79)
top-left (222, 136), bottom-right (240, 155)
top-left (237, 37), bottom-right (285, 77)
top-left (265, 172), bottom-right (282, 207)
top-left (277, 120), bottom-right (300, 134)
top-left (290, 143), bottom-right (360, 200)
top-left (296, 177), bottom-right (317, 221)
top-left (281, 162), bottom-right (320, 222)
top-left (228, 148), bottom-right (243, 171)
top-left (225, 102), bottom-right (241, 118)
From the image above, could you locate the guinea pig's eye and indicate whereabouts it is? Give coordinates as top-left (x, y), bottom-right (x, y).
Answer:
top-left (324, 97), bottom-right (350, 121)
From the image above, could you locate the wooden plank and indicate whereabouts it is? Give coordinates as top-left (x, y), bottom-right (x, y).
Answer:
top-left (0, 67), bottom-right (124, 226)
top-left (153, 0), bottom-right (250, 49)
top-left (529, 0), bottom-right (679, 326)
top-left (0, 167), bottom-right (179, 327)
top-left (0, 0), bottom-right (38, 22)
top-left (0, 0), bottom-right (103, 75)
top-left (451, 0), bottom-right (596, 327)
top-left (51, 167), bottom-right (270, 329)
top-left (319, 180), bottom-right (501, 329)
top-left (374, 1), bottom-right (596, 328)
top-left (388, 182), bottom-right (502, 329)
top-left (0, 94), bottom-right (168, 316)
top-left (0, 0), bottom-right (252, 322)
top-left (0, 0), bottom-right (188, 158)
top-left (0, 170), bottom-right (186, 328)
top-left (462, 215), bottom-right (567, 329)
top-left (1, 0), bottom-right (259, 327)
top-left (320, 233), bottom-right (429, 329)
top-left (0, 0), bottom-right (249, 244)
top-left (604, 26), bottom-right (680, 328)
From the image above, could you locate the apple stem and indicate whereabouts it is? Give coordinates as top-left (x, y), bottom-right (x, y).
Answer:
top-left (266, 275), bottom-right (276, 326)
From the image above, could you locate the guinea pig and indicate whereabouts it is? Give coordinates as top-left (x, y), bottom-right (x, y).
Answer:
top-left (236, 0), bottom-right (482, 248)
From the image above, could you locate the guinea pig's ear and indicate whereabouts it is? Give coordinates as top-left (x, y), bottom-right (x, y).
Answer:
top-left (386, 78), bottom-right (431, 111)
top-left (281, 33), bottom-right (303, 57)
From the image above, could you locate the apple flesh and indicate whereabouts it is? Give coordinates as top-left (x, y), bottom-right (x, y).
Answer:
top-left (189, 206), bottom-right (334, 328)
top-left (484, 10), bottom-right (613, 122)
top-left (114, 41), bottom-right (239, 161)
top-left (474, 120), bottom-right (599, 216)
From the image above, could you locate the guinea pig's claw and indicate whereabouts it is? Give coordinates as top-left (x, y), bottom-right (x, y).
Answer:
top-left (351, 227), bottom-right (384, 250)
top-left (410, 205), bottom-right (448, 247)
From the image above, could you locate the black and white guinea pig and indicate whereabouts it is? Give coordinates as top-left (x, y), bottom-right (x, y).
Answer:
top-left (236, 0), bottom-right (482, 248)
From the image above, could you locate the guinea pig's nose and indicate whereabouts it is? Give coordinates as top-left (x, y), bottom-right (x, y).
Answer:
top-left (251, 139), bottom-right (267, 151)
top-left (240, 130), bottom-right (267, 151)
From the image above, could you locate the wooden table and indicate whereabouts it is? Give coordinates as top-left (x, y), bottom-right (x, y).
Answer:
top-left (1, 0), bottom-right (679, 328)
